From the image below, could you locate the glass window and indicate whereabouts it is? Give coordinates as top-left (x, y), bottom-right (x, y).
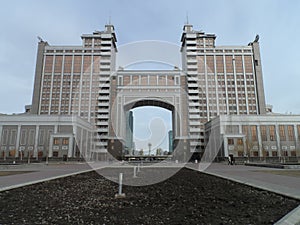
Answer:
top-left (62, 138), bottom-right (69, 145)
top-left (20, 130), bottom-right (27, 145)
top-left (237, 139), bottom-right (243, 145)
top-left (260, 125), bottom-right (267, 141)
top-left (251, 126), bottom-right (257, 142)
top-left (53, 138), bottom-right (60, 145)
top-left (269, 126), bottom-right (276, 141)
top-left (279, 125), bottom-right (286, 141)
top-left (228, 138), bottom-right (234, 145)
top-left (287, 125), bottom-right (295, 141)
top-left (28, 129), bottom-right (35, 146)
top-left (2, 129), bottom-right (8, 145)
top-left (10, 130), bottom-right (17, 145)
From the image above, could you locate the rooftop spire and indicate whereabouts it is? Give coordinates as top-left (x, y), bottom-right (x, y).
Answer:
top-left (108, 10), bottom-right (112, 25)
top-left (186, 11), bottom-right (189, 25)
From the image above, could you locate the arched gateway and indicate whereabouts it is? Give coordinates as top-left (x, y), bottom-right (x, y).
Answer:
top-left (108, 69), bottom-right (190, 159)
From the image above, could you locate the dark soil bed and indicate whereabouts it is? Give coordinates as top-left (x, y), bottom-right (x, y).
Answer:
top-left (0, 167), bottom-right (299, 225)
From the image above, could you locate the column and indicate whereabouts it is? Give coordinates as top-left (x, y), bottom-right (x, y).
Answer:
top-left (0, 125), bottom-right (3, 144)
top-left (34, 125), bottom-right (40, 158)
top-left (224, 137), bottom-right (228, 157)
top-left (54, 125), bottom-right (58, 133)
top-left (15, 125), bottom-right (21, 158)
top-left (73, 127), bottom-right (77, 157)
top-left (294, 124), bottom-right (299, 150)
top-left (243, 136), bottom-right (247, 157)
top-left (275, 125), bottom-right (281, 157)
top-left (257, 125), bottom-right (262, 157)
top-left (80, 128), bottom-right (84, 157)
top-left (49, 136), bottom-right (53, 157)
top-left (68, 135), bottom-right (73, 158)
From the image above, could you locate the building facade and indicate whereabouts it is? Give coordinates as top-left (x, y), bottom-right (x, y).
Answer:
top-left (4, 23), bottom-right (299, 161)
top-left (180, 24), bottom-right (266, 153)
top-left (205, 114), bottom-right (300, 159)
top-left (0, 114), bottom-right (94, 161)
top-left (27, 23), bottom-right (268, 159)
top-left (31, 24), bottom-right (117, 157)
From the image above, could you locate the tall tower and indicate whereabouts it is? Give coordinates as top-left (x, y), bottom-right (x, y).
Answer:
top-left (181, 24), bottom-right (266, 154)
top-left (125, 111), bottom-right (134, 154)
top-left (30, 24), bottom-right (118, 159)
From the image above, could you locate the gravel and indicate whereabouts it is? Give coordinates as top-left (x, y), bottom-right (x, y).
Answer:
top-left (0, 167), bottom-right (299, 225)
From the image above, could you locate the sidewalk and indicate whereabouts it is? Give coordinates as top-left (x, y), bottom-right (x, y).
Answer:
top-left (186, 162), bottom-right (300, 225)
top-left (0, 162), bottom-right (108, 192)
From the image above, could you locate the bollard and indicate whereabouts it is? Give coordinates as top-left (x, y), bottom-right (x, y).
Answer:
top-left (115, 173), bottom-right (126, 198)
top-left (133, 166), bottom-right (137, 178)
top-left (195, 160), bottom-right (198, 164)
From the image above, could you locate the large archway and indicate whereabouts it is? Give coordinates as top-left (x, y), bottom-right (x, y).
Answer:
top-left (129, 106), bottom-right (172, 156)
top-left (107, 70), bottom-right (190, 160)
top-left (125, 101), bottom-right (174, 157)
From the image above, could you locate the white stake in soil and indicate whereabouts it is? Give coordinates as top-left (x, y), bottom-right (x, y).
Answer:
top-left (115, 173), bottom-right (126, 198)
top-left (133, 166), bottom-right (137, 178)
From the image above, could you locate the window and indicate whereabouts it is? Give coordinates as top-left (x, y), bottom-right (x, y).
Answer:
top-left (279, 125), bottom-right (286, 141)
top-left (62, 138), bottom-right (69, 145)
top-left (28, 129), bottom-right (35, 146)
top-left (2, 129), bottom-right (8, 145)
top-left (228, 139), bottom-right (234, 145)
top-left (242, 125), bottom-right (249, 136)
top-left (10, 130), bottom-right (17, 145)
top-left (260, 125), bottom-right (267, 141)
top-left (237, 139), bottom-right (243, 145)
top-left (175, 76), bottom-right (180, 85)
top-left (39, 130), bottom-right (45, 145)
top-left (251, 126), bottom-right (257, 142)
top-left (287, 125), bottom-right (295, 141)
top-left (269, 126), bottom-right (276, 141)
top-left (53, 138), bottom-right (60, 145)
top-left (20, 130), bottom-right (27, 145)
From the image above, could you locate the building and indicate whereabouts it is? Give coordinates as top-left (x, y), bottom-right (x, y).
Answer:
top-left (205, 114), bottom-right (300, 159)
top-left (31, 24), bottom-right (117, 158)
top-left (168, 130), bottom-right (173, 153)
top-left (125, 111), bottom-right (134, 154)
top-left (0, 22), bottom-right (299, 161)
top-left (0, 114), bottom-right (94, 161)
top-left (181, 25), bottom-right (266, 154)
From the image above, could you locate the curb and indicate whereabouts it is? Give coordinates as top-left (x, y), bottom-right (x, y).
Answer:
top-left (274, 205), bottom-right (300, 225)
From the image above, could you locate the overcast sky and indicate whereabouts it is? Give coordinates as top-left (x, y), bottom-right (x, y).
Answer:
top-left (0, 0), bottom-right (300, 150)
